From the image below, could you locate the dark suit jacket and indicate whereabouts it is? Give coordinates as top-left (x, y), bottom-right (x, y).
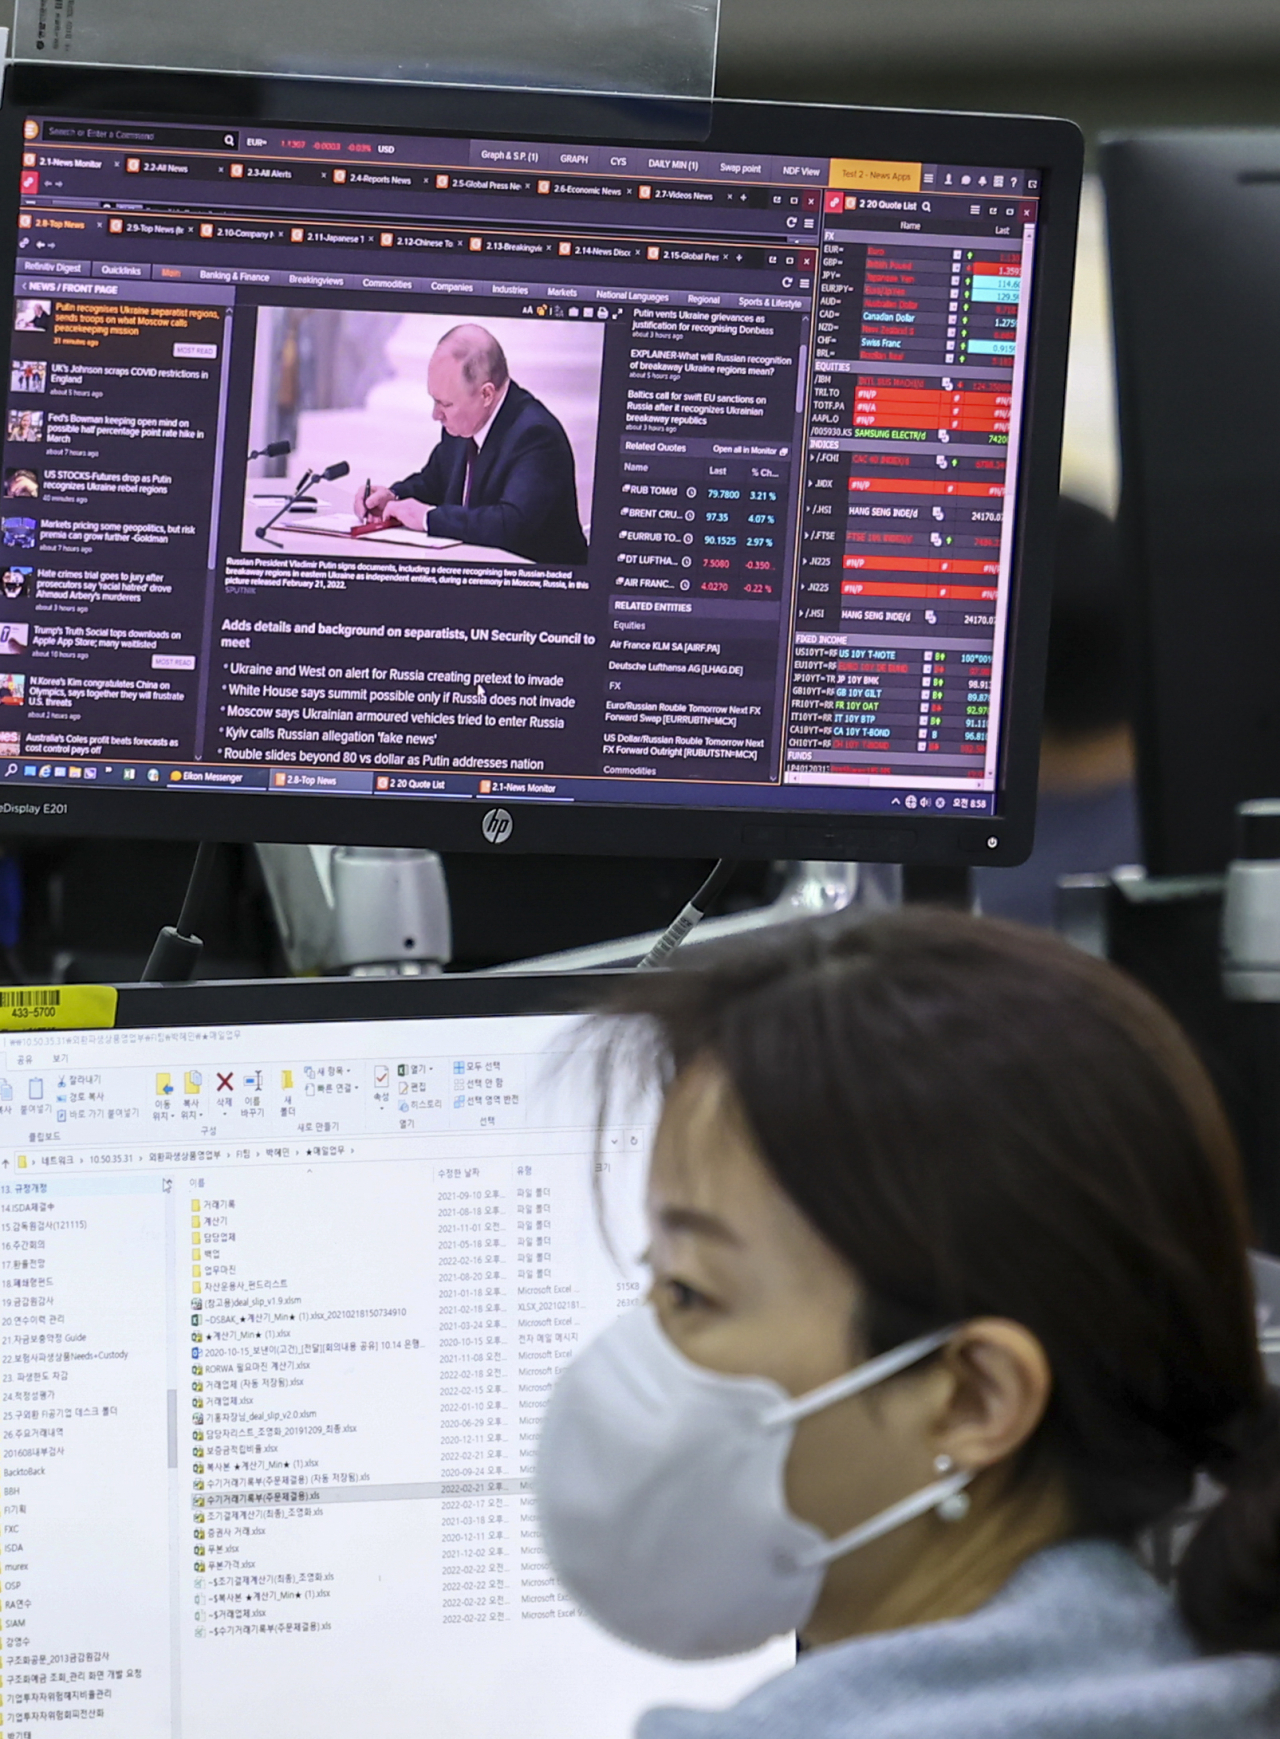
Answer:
top-left (391, 381), bottom-right (588, 565)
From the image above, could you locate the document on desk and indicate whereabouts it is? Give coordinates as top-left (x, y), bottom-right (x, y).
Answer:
top-left (280, 512), bottom-right (462, 551)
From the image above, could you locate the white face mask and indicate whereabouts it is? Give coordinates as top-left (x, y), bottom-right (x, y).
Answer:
top-left (535, 1304), bottom-right (972, 1660)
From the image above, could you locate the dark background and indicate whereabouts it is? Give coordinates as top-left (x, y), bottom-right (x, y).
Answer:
top-left (713, 0), bottom-right (1280, 154)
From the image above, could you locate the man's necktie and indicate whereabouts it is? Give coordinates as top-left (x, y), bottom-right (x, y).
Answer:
top-left (461, 437), bottom-right (479, 506)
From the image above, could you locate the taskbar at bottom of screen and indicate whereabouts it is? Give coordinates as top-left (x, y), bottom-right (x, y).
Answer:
top-left (0, 759), bottom-right (995, 816)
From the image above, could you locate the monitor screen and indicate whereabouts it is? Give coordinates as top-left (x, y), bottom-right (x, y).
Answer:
top-left (0, 979), bottom-right (793, 1736)
top-left (0, 76), bottom-right (1081, 862)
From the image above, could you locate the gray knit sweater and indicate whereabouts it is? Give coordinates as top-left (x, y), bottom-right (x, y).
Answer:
top-left (638, 1541), bottom-right (1280, 1739)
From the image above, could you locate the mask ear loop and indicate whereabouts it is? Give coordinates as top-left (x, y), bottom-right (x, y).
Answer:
top-left (760, 1324), bottom-right (961, 1430)
top-left (759, 1325), bottom-right (974, 1573)
top-left (795, 1466), bottom-right (975, 1570)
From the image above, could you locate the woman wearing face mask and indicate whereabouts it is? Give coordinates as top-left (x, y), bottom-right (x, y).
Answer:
top-left (536, 910), bottom-right (1280, 1738)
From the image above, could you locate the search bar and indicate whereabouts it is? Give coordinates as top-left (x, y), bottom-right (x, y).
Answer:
top-left (41, 123), bottom-right (238, 150)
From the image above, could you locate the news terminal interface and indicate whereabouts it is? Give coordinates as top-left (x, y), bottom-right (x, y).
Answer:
top-left (0, 115), bottom-right (1042, 822)
top-left (0, 1009), bottom-right (792, 1737)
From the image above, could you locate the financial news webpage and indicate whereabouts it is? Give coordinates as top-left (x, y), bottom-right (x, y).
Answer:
top-left (0, 1012), bottom-right (792, 1736)
top-left (0, 118), bottom-right (1041, 820)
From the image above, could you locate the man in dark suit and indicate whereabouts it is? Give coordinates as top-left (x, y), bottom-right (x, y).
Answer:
top-left (358, 324), bottom-right (588, 565)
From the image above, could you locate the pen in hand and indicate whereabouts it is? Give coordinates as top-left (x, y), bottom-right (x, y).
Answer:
top-left (362, 477), bottom-right (371, 522)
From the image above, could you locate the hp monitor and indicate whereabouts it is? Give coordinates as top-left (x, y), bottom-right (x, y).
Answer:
top-left (0, 67), bottom-right (1081, 864)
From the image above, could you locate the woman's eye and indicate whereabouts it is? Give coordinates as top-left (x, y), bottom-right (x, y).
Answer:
top-left (663, 1278), bottom-right (706, 1312)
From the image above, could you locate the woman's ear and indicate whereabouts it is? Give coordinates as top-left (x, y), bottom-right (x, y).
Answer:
top-left (932, 1319), bottom-right (1053, 1474)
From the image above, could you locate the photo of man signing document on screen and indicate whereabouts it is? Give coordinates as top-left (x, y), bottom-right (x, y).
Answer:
top-left (242, 309), bottom-right (600, 566)
top-left (356, 324), bottom-right (589, 565)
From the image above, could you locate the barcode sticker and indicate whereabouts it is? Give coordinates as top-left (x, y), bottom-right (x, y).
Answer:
top-left (0, 985), bottom-right (118, 1030)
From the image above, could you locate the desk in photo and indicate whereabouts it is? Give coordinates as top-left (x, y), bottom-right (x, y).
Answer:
top-left (244, 489), bottom-right (533, 566)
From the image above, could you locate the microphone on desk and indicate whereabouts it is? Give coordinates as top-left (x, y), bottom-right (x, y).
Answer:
top-left (254, 461), bottom-right (349, 548)
top-left (248, 439), bottom-right (292, 461)
top-left (255, 465), bottom-right (319, 548)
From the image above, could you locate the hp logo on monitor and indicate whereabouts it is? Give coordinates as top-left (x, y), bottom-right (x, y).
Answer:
top-left (481, 807), bottom-right (514, 846)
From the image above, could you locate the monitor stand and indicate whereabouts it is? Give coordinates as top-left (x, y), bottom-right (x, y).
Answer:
top-left (475, 858), bottom-right (894, 976)
top-left (153, 847), bottom-right (928, 983)
top-left (256, 843), bottom-right (452, 976)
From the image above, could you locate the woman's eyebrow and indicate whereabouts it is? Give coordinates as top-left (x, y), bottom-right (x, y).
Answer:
top-left (656, 1205), bottom-right (742, 1246)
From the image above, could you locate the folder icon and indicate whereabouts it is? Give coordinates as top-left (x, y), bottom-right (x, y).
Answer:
top-left (16, 1157), bottom-right (25, 1169)
top-left (191, 1215), bottom-right (201, 1229)
top-left (156, 1073), bottom-right (173, 1096)
top-left (281, 1069), bottom-right (294, 1090)
top-left (192, 1231), bottom-right (201, 1246)
top-left (192, 1265), bottom-right (201, 1278)
top-left (191, 1200), bottom-right (200, 1212)
top-left (184, 1071), bottom-right (202, 1095)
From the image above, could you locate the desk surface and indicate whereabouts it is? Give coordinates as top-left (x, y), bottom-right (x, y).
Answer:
top-left (243, 489), bottom-right (531, 567)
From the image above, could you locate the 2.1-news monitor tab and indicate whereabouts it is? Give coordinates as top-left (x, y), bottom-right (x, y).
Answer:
top-left (0, 88), bottom-right (1081, 862)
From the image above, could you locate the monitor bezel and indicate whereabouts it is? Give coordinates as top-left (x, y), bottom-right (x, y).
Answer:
top-left (0, 64), bottom-right (1082, 865)
top-left (102, 967), bottom-right (627, 1029)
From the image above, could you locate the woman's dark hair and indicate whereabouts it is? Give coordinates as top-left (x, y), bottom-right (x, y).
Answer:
top-left (601, 908), bottom-right (1280, 1654)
